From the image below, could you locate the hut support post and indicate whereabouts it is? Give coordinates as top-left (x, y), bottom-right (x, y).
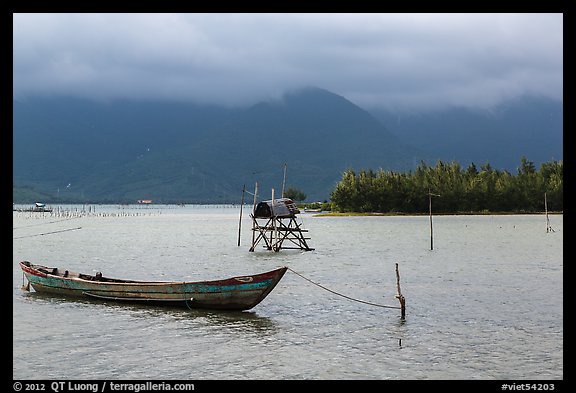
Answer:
top-left (271, 188), bottom-right (278, 251)
top-left (282, 162), bottom-right (287, 198)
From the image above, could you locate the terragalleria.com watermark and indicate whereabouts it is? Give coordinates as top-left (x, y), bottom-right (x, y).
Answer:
top-left (13, 381), bottom-right (195, 393)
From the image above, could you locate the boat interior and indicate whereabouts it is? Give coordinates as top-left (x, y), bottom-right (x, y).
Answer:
top-left (23, 261), bottom-right (138, 283)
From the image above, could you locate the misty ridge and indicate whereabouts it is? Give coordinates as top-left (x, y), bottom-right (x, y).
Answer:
top-left (13, 87), bottom-right (562, 204)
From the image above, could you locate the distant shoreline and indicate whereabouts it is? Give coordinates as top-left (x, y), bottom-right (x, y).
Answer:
top-left (314, 211), bottom-right (563, 217)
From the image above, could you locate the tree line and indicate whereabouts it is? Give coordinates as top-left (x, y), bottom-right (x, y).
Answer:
top-left (329, 157), bottom-right (563, 214)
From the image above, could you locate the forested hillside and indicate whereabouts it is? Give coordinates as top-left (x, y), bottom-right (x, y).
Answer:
top-left (13, 88), bottom-right (420, 203)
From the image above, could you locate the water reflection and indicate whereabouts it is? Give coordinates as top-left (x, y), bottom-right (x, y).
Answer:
top-left (19, 290), bottom-right (278, 335)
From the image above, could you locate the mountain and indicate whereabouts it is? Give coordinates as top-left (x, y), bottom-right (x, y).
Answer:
top-left (13, 87), bottom-right (423, 203)
top-left (368, 95), bottom-right (563, 171)
top-left (13, 89), bottom-right (562, 204)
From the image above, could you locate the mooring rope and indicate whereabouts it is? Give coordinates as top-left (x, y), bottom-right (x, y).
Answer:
top-left (13, 227), bottom-right (82, 240)
top-left (286, 267), bottom-right (401, 309)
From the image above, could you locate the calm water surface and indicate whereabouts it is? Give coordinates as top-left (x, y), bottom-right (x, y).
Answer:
top-left (13, 205), bottom-right (563, 380)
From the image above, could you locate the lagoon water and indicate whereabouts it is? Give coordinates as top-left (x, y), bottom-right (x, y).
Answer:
top-left (13, 205), bottom-right (563, 380)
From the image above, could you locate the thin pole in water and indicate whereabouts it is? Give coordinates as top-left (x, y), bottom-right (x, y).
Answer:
top-left (395, 263), bottom-right (406, 319)
top-left (250, 182), bottom-right (258, 251)
top-left (545, 192), bottom-right (549, 233)
top-left (237, 184), bottom-right (245, 247)
top-left (545, 192), bottom-right (555, 233)
top-left (271, 187), bottom-right (278, 251)
top-left (429, 190), bottom-right (433, 250)
top-left (428, 189), bottom-right (440, 250)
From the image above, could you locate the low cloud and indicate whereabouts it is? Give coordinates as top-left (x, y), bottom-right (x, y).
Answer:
top-left (13, 13), bottom-right (563, 111)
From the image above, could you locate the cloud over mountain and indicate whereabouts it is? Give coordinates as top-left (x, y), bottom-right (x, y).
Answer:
top-left (13, 13), bottom-right (563, 112)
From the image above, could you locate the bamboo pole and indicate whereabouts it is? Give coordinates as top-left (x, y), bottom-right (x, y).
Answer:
top-left (271, 187), bottom-right (278, 251)
top-left (545, 192), bottom-right (554, 233)
top-left (237, 184), bottom-right (245, 246)
top-left (545, 192), bottom-right (549, 233)
top-left (429, 190), bottom-right (433, 250)
top-left (282, 162), bottom-right (287, 198)
top-left (428, 189), bottom-right (440, 250)
top-left (249, 182), bottom-right (258, 252)
top-left (395, 263), bottom-right (406, 318)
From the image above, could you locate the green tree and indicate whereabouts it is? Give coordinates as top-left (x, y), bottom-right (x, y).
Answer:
top-left (329, 157), bottom-right (562, 214)
top-left (284, 186), bottom-right (307, 202)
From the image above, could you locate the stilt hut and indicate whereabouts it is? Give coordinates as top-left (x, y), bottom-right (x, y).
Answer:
top-left (249, 197), bottom-right (313, 252)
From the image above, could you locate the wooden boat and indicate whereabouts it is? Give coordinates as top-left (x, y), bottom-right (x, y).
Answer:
top-left (19, 261), bottom-right (287, 311)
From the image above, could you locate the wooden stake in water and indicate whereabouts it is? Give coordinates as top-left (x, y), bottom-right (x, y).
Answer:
top-left (429, 191), bottom-right (433, 250)
top-left (428, 189), bottom-right (440, 250)
top-left (250, 182), bottom-right (258, 251)
top-left (237, 184), bottom-right (245, 247)
top-left (395, 263), bottom-right (406, 319)
top-left (545, 192), bottom-right (554, 233)
top-left (271, 187), bottom-right (278, 251)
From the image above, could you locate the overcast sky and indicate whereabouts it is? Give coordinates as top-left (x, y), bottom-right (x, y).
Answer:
top-left (12, 13), bottom-right (563, 112)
